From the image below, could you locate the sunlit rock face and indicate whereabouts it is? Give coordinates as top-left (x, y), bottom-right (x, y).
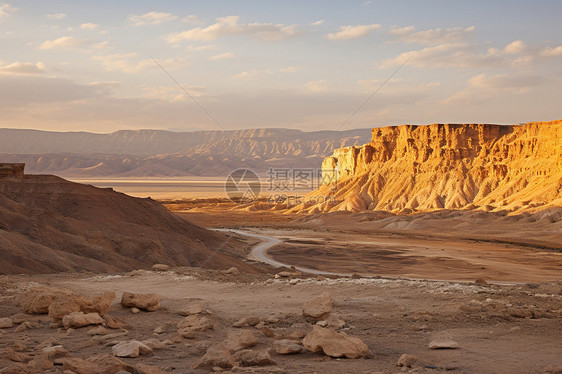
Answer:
top-left (302, 120), bottom-right (562, 213)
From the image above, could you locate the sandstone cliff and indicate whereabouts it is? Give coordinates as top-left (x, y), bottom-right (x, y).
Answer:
top-left (300, 120), bottom-right (562, 213)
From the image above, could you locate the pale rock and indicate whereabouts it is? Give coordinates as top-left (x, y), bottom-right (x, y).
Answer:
top-left (234, 349), bottom-right (276, 367)
top-left (303, 326), bottom-right (368, 359)
top-left (0, 317), bottom-right (14, 328)
top-left (192, 343), bottom-right (236, 369)
top-left (177, 314), bottom-right (214, 338)
top-left (131, 307), bottom-right (140, 314)
top-left (178, 302), bottom-right (206, 316)
top-left (112, 340), bottom-right (153, 358)
top-left (58, 354), bottom-right (135, 374)
top-left (42, 345), bottom-right (69, 360)
top-left (151, 264), bottom-right (170, 272)
top-left (224, 330), bottom-right (258, 353)
top-left (121, 292), bottom-right (160, 312)
top-left (233, 315), bottom-right (261, 328)
top-left (273, 339), bottom-right (303, 355)
top-left (224, 267), bottom-right (240, 275)
top-left (397, 353), bottom-right (418, 367)
top-left (136, 363), bottom-right (166, 374)
top-left (142, 338), bottom-right (166, 350)
top-left (428, 338), bottom-right (460, 349)
top-left (62, 312), bottom-right (104, 329)
top-left (303, 292), bottom-right (333, 319)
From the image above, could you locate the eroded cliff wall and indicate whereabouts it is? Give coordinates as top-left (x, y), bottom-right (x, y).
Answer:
top-left (304, 120), bottom-right (562, 213)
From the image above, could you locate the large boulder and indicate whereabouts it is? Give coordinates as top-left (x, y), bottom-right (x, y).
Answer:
top-left (62, 312), bottom-right (104, 329)
top-left (303, 292), bottom-right (333, 319)
top-left (17, 287), bottom-right (114, 319)
top-left (302, 326), bottom-right (368, 359)
top-left (121, 292), bottom-right (160, 312)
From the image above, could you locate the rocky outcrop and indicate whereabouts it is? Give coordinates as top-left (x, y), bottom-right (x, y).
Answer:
top-left (0, 163), bottom-right (24, 178)
top-left (301, 120), bottom-right (562, 213)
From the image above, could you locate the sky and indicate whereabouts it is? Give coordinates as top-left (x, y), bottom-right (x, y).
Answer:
top-left (0, 0), bottom-right (561, 133)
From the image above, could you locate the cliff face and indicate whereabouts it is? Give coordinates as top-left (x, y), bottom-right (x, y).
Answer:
top-left (304, 120), bottom-right (562, 213)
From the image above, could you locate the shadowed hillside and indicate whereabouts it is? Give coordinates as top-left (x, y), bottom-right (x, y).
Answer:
top-left (0, 173), bottom-right (255, 274)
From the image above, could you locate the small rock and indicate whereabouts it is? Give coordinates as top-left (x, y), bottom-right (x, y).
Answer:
top-left (273, 339), bottom-right (303, 355)
top-left (27, 354), bottom-right (53, 372)
top-left (276, 271), bottom-right (294, 278)
top-left (87, 326), bottom-right (112, 335)
top-left (136, 363), bottom-right (166, 374)
top-left (192, 344), bottom-right (235, 369)
top-left (151, 264), bottom-right (170, 272)
top-left (142, 338), bottom-right (166, 350)
top-left (397, 353), bottom-right (418, 367)
top-left (42, 345), bottom-right (69, 360)
top-left (62, 312), bottom-right (104, 329)
top-left (103, 314), bottom-right (128, 329)
top-left (177, 314), bottom-right (214, 338)
top-left (11, 313), bottom-right (30, 324)
top-left (0, 317), bottom-right (14, 328)
top-left (234, 349), bottom-right (276, 367)
top-left (543, 365), bottom-right (562, 374)
top-left (6, 348), bottom-right (33, 363)
top-left (178, 302), bottom-right (206, 316)
top-left (121, 292), bottom-right (160, 312)
top-left (224, 267), bottom-right (240, 275)
top-left (224, 330), bottom-right (258, 353)
top-left (112, 340), bottom-right (153, 358)
top-left (303, 326), bottom-right (368, 359)
top-left (233, 315), bottom-right (261, 328)
top-left (303, 292), bottom-right (332, 319)
top-left (15, 322), bottom-right (31, 332)
top-left (58, 354), bottom-right (135, 374)
top-left (131, 307), bottom-right (140, 314)
top-left (474, 278), bottom-right (489, 286)
top-left (153, 324), bottom-right (169, 334)
top-left (428, 338), bottom-right (460, 350)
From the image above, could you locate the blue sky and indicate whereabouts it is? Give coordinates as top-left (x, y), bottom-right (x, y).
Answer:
top-left (1, 0), bottom-right (561, 132)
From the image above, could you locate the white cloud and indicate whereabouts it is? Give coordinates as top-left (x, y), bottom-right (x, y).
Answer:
top-left (279, 66), bottom-right (302, 73)
top-left (166, 16), bottom-right (299, 43)
top-left (182, 15), bottom-right (203, 24)
top-left (380, 42), bottom-right (509, 69)
top-left (128, 11), bottom-right (178, 26)
top-left (443, 73), bottom-right (543, 105)
top-left (310, 20), bottom-right (324, 26)
top-left (39, 36), bottom-right (107, 50)
top-left (325, 24), bottom-right (381, 41)
top-left (93, 53), bottom-right (187, 74)
top-left (233, 69), bottom-right (273, 79)
top-left (140, 84), bottom-right (205, 102)
top-left (39, 36), bottom-right (90, 49)
top-left (80, 23), bottom-right (99, 30)
top-left (540, 45), bottom-right (562, 57)
top-left (388, 25), bottom-right (475, 44)
top-left (0, 3), bottom-right (16, 18)
top-left (45, 13), bottom-right (66, 20)
top-left (305, 79), bottom-right (328, 93)
top-left (503, 40), bottom-right (525, 54)
top-left (0, 61), bottom-right (45, 75)
top-left (185, 45), bottom-right (215, 52)
top-left (209, 52), bottom-right (233, 60)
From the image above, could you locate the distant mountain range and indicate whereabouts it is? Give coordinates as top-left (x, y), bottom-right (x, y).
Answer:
top-left (0, 128), bottom-right (371, 177)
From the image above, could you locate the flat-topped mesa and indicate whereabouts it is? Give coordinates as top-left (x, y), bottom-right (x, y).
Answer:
top-left (305, 120), bottom-right (562, 213)
top-left (0, 163), bottom-right (25, 178)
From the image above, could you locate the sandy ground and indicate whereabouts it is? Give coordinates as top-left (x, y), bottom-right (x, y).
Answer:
top-left (1, 202), bottom-right (561, 373)
top-left (0, 270), bottom-right (561, 374)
